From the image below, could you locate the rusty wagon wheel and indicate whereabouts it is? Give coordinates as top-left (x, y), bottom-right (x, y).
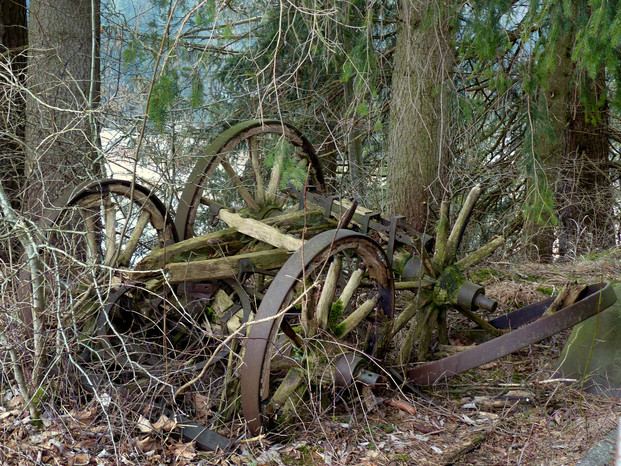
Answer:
top-left (240, 229), bottom-right (395, 435)
top-left (44, 179), bottom-right (177, 281)
top-left (175, 119), bottom-right (325, 240)
top-left (79, 279), bottom-right (251, 398)
top-left (43, 180), bottom-right (177, 371)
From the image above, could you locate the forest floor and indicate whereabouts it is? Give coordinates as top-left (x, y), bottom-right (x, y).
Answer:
top-left (1, 249), bottom-right (621, 465)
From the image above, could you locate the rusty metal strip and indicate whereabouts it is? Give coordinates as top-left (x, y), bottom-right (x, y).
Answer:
top-left (240, 229), bottom-right (394, 435)
top-left (156, 403), bottom-right (233, 452)
top-left (407, 283), bottom-right (616, 385)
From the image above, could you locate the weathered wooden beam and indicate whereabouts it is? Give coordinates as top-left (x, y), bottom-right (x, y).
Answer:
top-left (135, 207), bottom-right (329, 272)
top-left (217, 208), bottom-right (304, 252)
top-left (134, 228), bottom-right (243, 271)
top-left (162, 248), bottom-right (291, 284)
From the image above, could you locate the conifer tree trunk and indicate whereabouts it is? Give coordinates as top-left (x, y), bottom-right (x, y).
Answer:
top-left (386, 0), bottom-right (454, 233)
top-left (24, 0), bottom-right (101, 220)
top-left (557, 68), bottom-right (612, 256)
top-left (524, 23), bottom-right (612, 260)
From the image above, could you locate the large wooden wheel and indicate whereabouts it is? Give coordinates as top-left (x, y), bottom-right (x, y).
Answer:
top-left (240, 229), bottom-right (394, 435)
top-left (175, 119), bottom-right (325, 240)
top-left (44, 179), bottom-right (177, 281)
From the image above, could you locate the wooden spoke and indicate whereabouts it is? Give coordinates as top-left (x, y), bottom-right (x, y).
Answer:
top-left (46, 179), bottom-right (176, 287)
top-left (301, 279), bottom-right (316, 337)
top-left (81, 207), bottom-right (102, 264)
top-left (265, 143), bottom-right (285, 203)
top-left (242, 231), bottom-right (393, 434)
top-left (280, 318), bottom-right (304, 348)
top-left (103, 197), bottom-right (118, 266)
top-left (337, 267), bottom-right (365, 312)
top-left (219, 157), bottom-right (260, 212)
top-left (249, 136), bottom-right (265, 206)
top-left (315, 256), bottom-right (342, 329)
top-left (334, 296), bottom-right (378, 338)
top-left (175, 120), bottom-right (324, 239)
top-left (118, 209), bottom-right (151, 267)
top-left (265, 368), bottom-right (305, 417)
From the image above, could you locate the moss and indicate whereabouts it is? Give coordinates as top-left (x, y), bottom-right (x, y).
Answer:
top-left (333, 323), bottom-right (346, 338)
top-left (536, 286), bottom-right (554, 296)
top-left (328, 299), bottom-right (344, 333)
top-left (170, 250), bottom-right (210, 263)
top-left (204, 306), bottom-right (217, 322)
top-left (392, 251), bottom-right (412, 276)
top-left (433, 265), bottom-right (466, 306)
top-left (469, 268), bottom-right (503, 283)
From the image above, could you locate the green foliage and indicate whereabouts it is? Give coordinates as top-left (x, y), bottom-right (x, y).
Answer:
top-left (148, 68), bottom-right (179, 130)
top-left (263, 139), bottom-right (308, 190)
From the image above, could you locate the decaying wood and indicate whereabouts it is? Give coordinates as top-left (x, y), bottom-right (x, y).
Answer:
top-left (135, 228), bottom-right (241, 270)
top-left (398, 303), bottom-right (435, 365)
top-left (136, 208), bottom-right (327, 271)
top-left (337, 268), bottom-right (365, 310)
top-left (444, 184), bottom-right (482, 265)
top-left (249, 136), bottom-right (265, 206)
top-left (161, 248), bottom-right (291, 284)
top-left (118, 210), bottom-right (151, 267)
top-left (267, 368), bottom-right (304, 413)
top-left (433, 198), bottom-right (450, 269)
top-left (395, 279), bottom-right (435, 290)
top-left (316, 256), bottom-right (342, 329)
top-left (542, 282), bottom-right (587, 317)
top-left (217, 208), bottom-right (304, 252)
top-left (454, 235), bottom-right (505, 270)
top-left (266, 147), bottom-right (285, 203)
top-left (220, 157), bottom-right (260, 212)
top-left (334, 296), bottom-right (378, 338)
top-left (392, 291), bottom-right (432, 336)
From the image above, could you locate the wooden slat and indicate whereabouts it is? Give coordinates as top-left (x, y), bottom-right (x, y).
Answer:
top-left (162, 248), bottom-right (291, 283)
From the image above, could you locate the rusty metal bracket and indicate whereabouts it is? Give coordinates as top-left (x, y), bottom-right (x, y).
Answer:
top-left (387, 215), bottom-right (405, 266)
top-left (407, 283), bottom-right (616, 385)
top-left (237, 258), bottom-right (277, 283)
top-left (360, 211), bottom-right (382, 235)
top-left (324, 195), bottom-right (339, 218)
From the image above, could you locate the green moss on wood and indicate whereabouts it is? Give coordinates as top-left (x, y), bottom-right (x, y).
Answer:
top-left (433, 264), bottom-right (466, 306)
top-left (328, 299), bottom-right (344, 334)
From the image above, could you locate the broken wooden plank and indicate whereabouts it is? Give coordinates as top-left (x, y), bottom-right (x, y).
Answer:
top-left (217, 208), bottom-right (304, 252)
top-left (160, 248), bottom-right (292, 284)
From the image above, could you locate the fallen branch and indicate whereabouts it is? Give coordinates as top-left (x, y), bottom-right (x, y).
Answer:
top-left (542, 282), bottom-right (586, 317)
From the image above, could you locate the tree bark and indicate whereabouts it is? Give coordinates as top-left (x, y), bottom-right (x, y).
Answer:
top-left (524, 22), bottom-right (612, 260)
top-left (0, 0), bottom-right (28, 211)
top-left (523, 26), bottom-right (573, 261)
top-left (386, 0), bottom-right (454, 233)
top-left (557, 67), bottom-right (612, 256)
top-left (24, 0), bottom-right (101, 220)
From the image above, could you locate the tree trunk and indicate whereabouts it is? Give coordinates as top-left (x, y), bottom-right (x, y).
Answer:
top-left (522, 29), bottom-right (573, 262)
top-left (24, 0), bottom-right (101, 219)
top-left (524, 23), bottom-right (612, 261)
top-left (557, 67), bottom-right (612, 256)
top-left (386, 0), bottom-right (454, 233)
top-left (0, 0), bottom-right (28, 211)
